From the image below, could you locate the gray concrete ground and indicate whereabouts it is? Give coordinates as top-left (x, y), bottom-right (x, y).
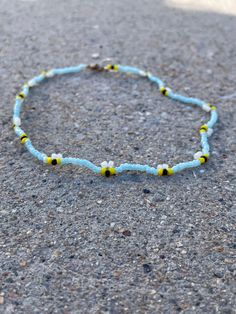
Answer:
top-left (0, 0), bottom-right (236, 313)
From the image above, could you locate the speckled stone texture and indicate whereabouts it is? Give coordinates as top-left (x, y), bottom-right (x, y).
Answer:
top-left (0, 0), bottom-right (236, 313)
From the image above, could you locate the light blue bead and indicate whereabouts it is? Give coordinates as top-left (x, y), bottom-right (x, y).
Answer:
top-left (116, 163), bottom-right (145, 172)
top-left (115, 163), bottom-right (156, 175)
top-left (61, 158), bottom-right (100, 173)
top-left (34, 74), bottom-right (45, 83)
top-left (52, 69), bottom-right (66, 75)
top-left (169, 92), bottom-right (204, 107)
top-left (146, 166), bottom-right (157, 175)
top-left (13, 106), bottom-right (21, 117)
top-left (172, 160), bottom-right (201, 173)
top-left (118, 65), bottom-right (141, 75)
top-left (148, 75), bottom-right (164, 87)
top-left (14, 127), bottom-right (23, 137)
top-left (207, 110), bottom-right (218, 128)
top-left (201, 133), bottom-right (210, 154)
top-left (25, 141), bottom-right (45, 161)
top-left (13, 101), bottom-right (22, 117)
top-left (23, 85), bottom-right (29, 96)
top-left (15, 98), bottom-right (23, 106)
top-left (53, 64), bottom-right (86, 75)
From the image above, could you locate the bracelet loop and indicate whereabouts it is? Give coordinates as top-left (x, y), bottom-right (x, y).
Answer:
top-left (13, 63), bottom-right (218, 177)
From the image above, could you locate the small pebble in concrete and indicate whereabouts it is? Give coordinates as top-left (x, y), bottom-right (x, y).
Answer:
top-left (92, 53), bottom-right (100, 59)
top-left (143, 263), bottom-right (152, 273)
top-left (19, 260), bottom-right (27, 267)
top-left (143, 188), bottom-right (150, 194)
top-left (122, 230), bottom-right (131, 236)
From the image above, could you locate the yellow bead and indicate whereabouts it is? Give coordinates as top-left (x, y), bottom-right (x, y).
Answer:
top-left (20, 133), bottom-right (28, 144)
top-left (199, 125), bottom-right (208, 133)
top-left (199, 157), bottom-right (205, 164)
top-left (198, 154), bottom-right (209, 164)
top-left (55, 158), bottom-right (61, 165)
top-left (157, 168), bottom-right (163, 176)
top-left (160, 87), bottom-right (168, 96)
top-left (46, 157), bottom-right (52, 164)
top-left (21, 138), bottom-right (28, 144)
top-left (16, 92), bottom-right (25, 99)
top-left (105, 64), bottom-right (112, 70)
top-left (207, 103), bottom-right (217, 110)
top-left (200, 125), bottom-right (208, 130)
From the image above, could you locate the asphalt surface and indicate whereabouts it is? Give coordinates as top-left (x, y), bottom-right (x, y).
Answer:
top-left (0, 0), bottom-right (236, 313)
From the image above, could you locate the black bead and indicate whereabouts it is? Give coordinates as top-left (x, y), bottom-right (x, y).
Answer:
top-left (105, 170), bottom-right (110, 177)
top-left (163, 169), bottom-right (168, 175)
top-left (51, 159), bottom-right (57, 165)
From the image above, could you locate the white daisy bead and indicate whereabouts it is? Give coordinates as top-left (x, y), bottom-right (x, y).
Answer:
top-left (13, 117), bottom-right (21, 127)
top-left (194, 151), bottom-right (203, 160)
top-left (28, 80), bottom-right (37, 87)
top-left (139, 70), bottom-right (148, 77)
top-left (162, 164), bottom-right (169, 169)
top-left (101, 161), bottom-right (109, 168)
top-left (101, 161), bottom-right (114, 168)
top-left (207, 128), bottom-right (213, 137)
top-left (157, 164), bottom-right (169, 170)
top-left (45, 70), bottom-right (54, 78)
top-left (202, 103), bottom-right (211, 112)
top-left (107, 161), bottom-right (114, 168)
top-left (51, 153), bottom-right (62, 159)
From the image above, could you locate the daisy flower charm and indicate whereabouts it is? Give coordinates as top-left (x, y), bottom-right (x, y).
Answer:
top-left (157, 164), bottom-right (174, 176)
top-left (100, 161), bottom-right (116, 177)
top-left (45, 153), bottom-right (63, 166)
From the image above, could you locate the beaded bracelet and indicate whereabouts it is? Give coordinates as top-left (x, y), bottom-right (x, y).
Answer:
top-left (13, 63), bottom-right (218, 177)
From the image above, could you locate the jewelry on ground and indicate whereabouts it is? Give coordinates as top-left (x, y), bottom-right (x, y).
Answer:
top-left (13, 63), bottom-right (218, 177)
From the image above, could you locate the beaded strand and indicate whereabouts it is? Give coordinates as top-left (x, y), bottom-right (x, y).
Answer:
top-left (13, 63), bottom-right (218, 177)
